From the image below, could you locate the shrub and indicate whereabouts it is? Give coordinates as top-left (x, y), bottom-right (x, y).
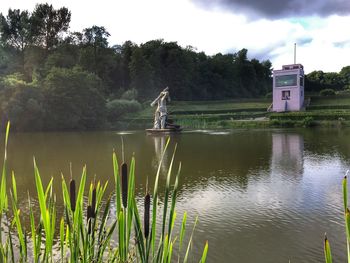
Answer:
top-left (320, 89), bottom-right (336, 96)
top-left (106, 99), bottom-right (142, 121)
top-left (301, 116), bottom-right (315, 127)
top-left (121, 88), bottom-right (138, 100)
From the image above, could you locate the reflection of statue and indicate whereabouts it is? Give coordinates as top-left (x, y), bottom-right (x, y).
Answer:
top-left (152, 135), bottom-right (168, 174)
top-left (150, 87), bottom-right (170, 129)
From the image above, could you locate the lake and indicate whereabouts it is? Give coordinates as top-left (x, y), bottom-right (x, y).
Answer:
top-left (3, 128), bottom-right (350, 262)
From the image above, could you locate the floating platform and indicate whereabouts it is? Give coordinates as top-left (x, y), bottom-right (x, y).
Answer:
top-left (146, 127), bottom-right (182, 134)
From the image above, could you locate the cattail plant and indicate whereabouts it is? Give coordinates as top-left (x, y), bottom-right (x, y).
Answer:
top-left (70, 178), bottom-right (76, 212)
top-left (144, 193), bottom-right (150, 239)
top-left (121, 162), bottom-right (128, 208)
top-left (91, 184), bottom-right (96, 218)
top-left (87, 205), bottom-right (93, 234)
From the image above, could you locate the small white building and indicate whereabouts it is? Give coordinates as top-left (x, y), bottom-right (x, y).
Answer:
top-left (272, 64), bottom-right (304, 112)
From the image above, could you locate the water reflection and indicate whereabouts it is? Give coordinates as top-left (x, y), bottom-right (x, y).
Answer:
top-left (150, 134), bottom-right (169, 174)
top-left (271, 133), bottom-right (304, 177)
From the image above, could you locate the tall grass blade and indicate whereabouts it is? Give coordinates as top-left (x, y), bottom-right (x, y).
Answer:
top-left (0, 122), bottom-right (10, 215)
top-left (168, 162), bottom-right (181, 241)
top-left (133, 197), bottom-right (146, 262)
top-left (324, 234), bottom-right (332, 263)
top-left (184, 216), bottom-right (198, 263)
top-left (178, 212), bottom-right (187, 260)
top-left (113, 151), bottom-right (122, 215)
top-left (344, 176), bottom-right (348, 213)
top-left (34, 157), bottom-right (54, 258)
top-left (199, 241), bottom-right (208, 263)
top-left (162, 144), bottom-right (177, 242)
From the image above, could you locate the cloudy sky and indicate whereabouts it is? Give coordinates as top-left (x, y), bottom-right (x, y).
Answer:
top-left (1, 0), bottom-right (349, 73)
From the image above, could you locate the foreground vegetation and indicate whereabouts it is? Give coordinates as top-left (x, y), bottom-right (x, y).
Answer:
top-left (324, 174), bottom-right (350, 263)
top-left (0, 122), bottom-right (208, 262)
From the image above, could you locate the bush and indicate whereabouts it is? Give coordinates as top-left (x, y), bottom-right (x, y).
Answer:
top-left (0, 73), bottom-right (45, 131)
top-left (121, 88), bottom-right (138, 100)
top-left (106, 99), bottom-right (142, 121)
top-left (320, 89), bottom-right (336, 96)
top-left (301, 116), bottom-right (315, 127)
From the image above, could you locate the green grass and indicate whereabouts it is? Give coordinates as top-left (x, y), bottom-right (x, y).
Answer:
top-left (128, 99), bottom-right (270, 119)
top-left (119, 94), bottom-right (350, 130)
top-left (0, 122), bottom-right (208, 262)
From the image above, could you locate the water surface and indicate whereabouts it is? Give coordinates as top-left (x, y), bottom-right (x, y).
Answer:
top-left (3, 128), bottom-right (350, 262)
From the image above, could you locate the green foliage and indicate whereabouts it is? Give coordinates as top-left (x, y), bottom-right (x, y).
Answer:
top-left (31, 3), bottom-right (71, 50)
top-left (301, 116), bottom-right (315, 127)
top-left (306, 71), bottom-right (345, 92)
top-left (44, 67), bottom-right (106, 130)
top-left (0, 73), bottom-right (45, 131)
top-left (320, 89), bottom-right (336, 96)
top-left (106, 99), bottom-right (142, 121)
top-left (270, 111), bottom-right (350, 121)
top-left (121, 88), bottom-right (138, 100)
top-left (0, 9), bottom-right (31, 52)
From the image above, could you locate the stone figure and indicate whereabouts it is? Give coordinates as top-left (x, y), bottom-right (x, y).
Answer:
top-left (150, 87), bottom-right (170, 129)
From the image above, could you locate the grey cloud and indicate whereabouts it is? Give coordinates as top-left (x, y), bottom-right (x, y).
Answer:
top-left (224, 37), bottom-right (313, 61)
top-left (298, 37), bottom-right (313, 45)
top-left (334, 40), bottom-right (350, 48)
top-left (191, 0), bottom-right (350, 19)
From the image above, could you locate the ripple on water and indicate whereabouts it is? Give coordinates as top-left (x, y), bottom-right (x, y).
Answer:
top-left (115, 131), bottom-right (137, 135)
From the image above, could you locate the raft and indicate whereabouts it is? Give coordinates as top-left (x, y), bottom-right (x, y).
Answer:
top-left (146, 127), bottom-right (182, 134)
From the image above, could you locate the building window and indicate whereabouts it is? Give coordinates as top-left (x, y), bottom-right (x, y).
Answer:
top-left (282, 90), bottom-right (290, 100)
top-left (275, 74), bottom-right (297, 87)
top-left (299, 76), bottom-right (304, 86)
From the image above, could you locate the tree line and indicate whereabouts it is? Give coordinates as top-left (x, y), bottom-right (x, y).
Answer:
top-left (0, 3), bottom-right (349, 131)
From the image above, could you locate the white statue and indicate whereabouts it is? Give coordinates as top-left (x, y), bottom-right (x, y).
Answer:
top-left (150, 87), bottom-right (170, 129)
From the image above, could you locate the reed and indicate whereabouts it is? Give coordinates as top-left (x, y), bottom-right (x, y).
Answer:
top-left (0, 122), bottom-right (208, 262)
top-left (324, 174), bottom-right (350, 263)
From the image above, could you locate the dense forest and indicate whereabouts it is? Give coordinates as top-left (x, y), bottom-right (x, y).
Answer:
top-left (0, 4), bottom-right (349, 131)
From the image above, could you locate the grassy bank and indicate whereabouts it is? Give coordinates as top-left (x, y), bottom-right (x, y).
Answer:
top-left (120, 95), bottom-right (350, 130)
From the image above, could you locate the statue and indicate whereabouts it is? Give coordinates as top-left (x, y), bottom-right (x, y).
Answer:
top-left (150, 87), bottom-right (170, 129)
top-left (147, 87), bottom-right (181, 133)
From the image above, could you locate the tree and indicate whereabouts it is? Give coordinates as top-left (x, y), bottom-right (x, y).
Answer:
top-left (0, 9), bottom-right (31, 52)
top-left (79, 26), bottom-right (119, 92)
top-left (44, 67), bottom-right (106, 130)
top-left (31, 3), bottom-right (71, 50)
top-left (0, 9), bottom-right (33, 75)
top-left (129, 47), bottom-right (155, 100)
top-left (0, 73), bottom-right (45, 131)
top-left (340, 66), bottom-right (350, 89)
